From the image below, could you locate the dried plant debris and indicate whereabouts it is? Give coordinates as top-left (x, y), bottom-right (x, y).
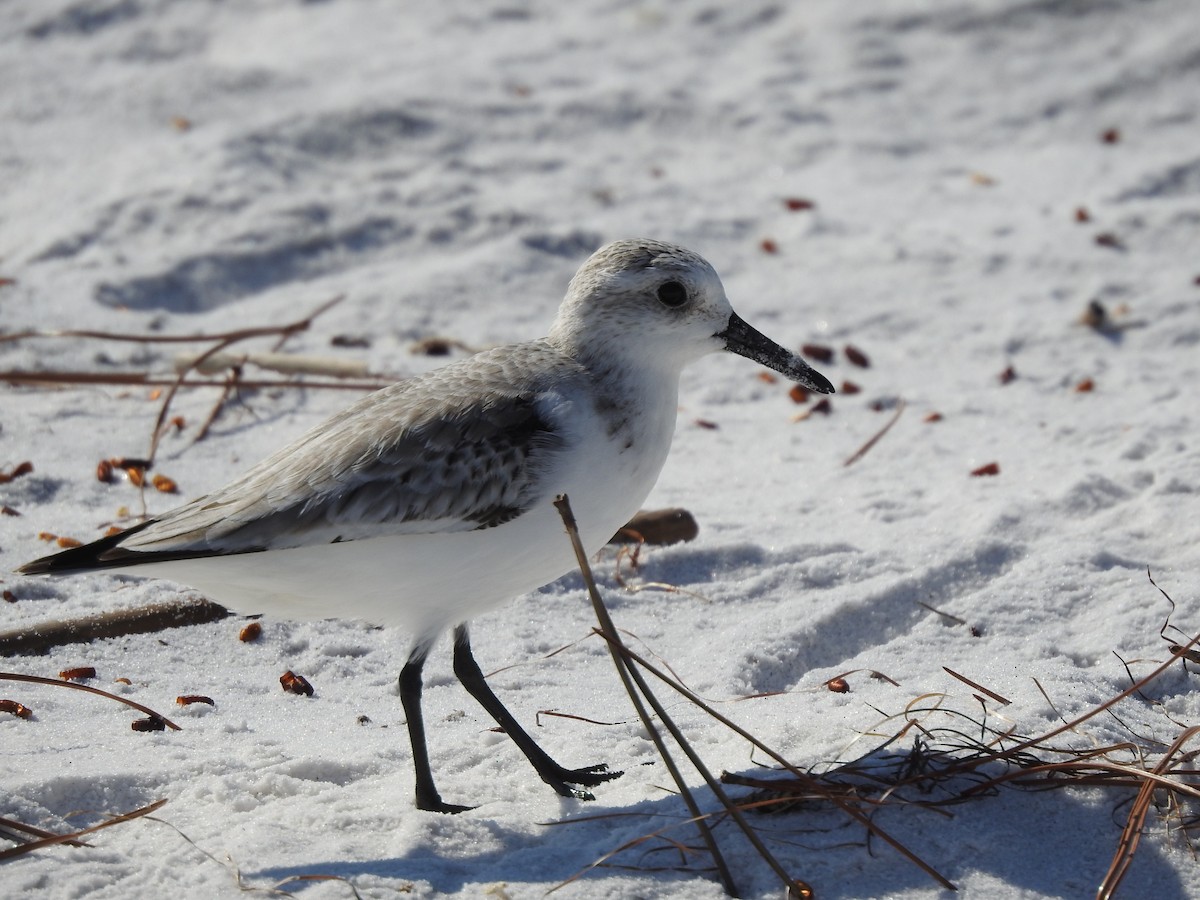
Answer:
top-left (175, 695), bottom-right (215, 707)
top-left (610, 508), bottom-right (699, 546)
top-left (0, 462), bottom-right (33, 484)
top-left (0, 598), bottom-right (230, 656)
top-left (410, 336), bottom-right (475, 356)
top-left (59, 666), bottom-right (96, 682)
top-left (783, 197), bottom-right (816, 211)
top-left (0, 698), bottom-right (33, 719)
top-left (800, 343), bottom-right (834, 364)
top-left (844, 345), bottom-right (870, 368)
top-left (280, 670), bottom-right (314, 696)
top-left (0, 672), bottom-right (181, 730)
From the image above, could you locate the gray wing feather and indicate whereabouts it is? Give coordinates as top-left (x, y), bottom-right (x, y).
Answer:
top-left (116, 343), bottom-right (577, 557)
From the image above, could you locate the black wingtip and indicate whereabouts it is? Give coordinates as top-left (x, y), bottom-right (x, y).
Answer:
top-left (17, 520), bottom-right (156, 576)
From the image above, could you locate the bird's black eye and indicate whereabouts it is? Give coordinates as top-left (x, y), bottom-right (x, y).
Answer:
top-left (656, 281), bottom-right (688, 308)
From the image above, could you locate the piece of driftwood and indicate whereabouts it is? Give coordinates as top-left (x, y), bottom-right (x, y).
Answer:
top-left (0, 598), bottom-right (230, 657)
top-left (609, 508), bottom-right (699, 545)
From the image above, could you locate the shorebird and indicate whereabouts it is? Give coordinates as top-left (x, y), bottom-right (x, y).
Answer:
top-left (20, 239), bottom-right (833, 812)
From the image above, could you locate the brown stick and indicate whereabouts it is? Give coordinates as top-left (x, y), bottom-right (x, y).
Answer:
top-left (0, 798), bottom-right (168, 861)
top-left (844, 399), bottom-right (905, 466)
top-left (1, 370), bottom-right (391, 390)
top-left (0, 598), bottom-right (230, 657)
top-left (0, 673), bottom-right (181, 731)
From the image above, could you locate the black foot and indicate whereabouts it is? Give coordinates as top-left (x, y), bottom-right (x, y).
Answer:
top-left (416, 790), bottom-right (476, 815)
top-left (542, 763), bottom-right (624, 800)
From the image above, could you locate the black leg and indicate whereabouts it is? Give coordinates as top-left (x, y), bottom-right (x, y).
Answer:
top-left (399, 645), bottom-right (472, 814)
top-left (451, 624), bottom-right (622, 800)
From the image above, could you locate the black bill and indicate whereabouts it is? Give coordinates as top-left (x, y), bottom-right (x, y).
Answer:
top-left (718, 312), bottom-right (835, 393)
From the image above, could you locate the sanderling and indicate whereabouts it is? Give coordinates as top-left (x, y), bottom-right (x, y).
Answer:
top-left (20, 239), bottom-right (833, 812)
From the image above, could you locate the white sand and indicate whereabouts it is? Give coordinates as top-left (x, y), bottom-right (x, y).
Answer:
top-left (3, 1), bottom-right (1200, 897)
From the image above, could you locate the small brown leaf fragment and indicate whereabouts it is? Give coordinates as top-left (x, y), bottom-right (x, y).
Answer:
top-left (38, 531), bottom-right (57, 542)
top-left (971, 462), bottom-right (1001, 477)
top-left (411, 336), bottom-right (474, 357)
top-left (844, 345), bottom-right (870, 368)
top-left (413, 337), bottom-right (453, 356)
top-left (801, 343), bottom-right (835, 363)
top-left (3, 590), bottom-right (16, 603)
top-left (783, 197), bottom-right (816, 211)
top-left (840, 380), bottom-right (861, 395)
top-left (998, 365), bottom-right (1017, 385)
top-left (97, 459), bottom-right (114, 482)
top-left (169, 416), bottom-right (186, 432)
top-left (239, 621), bottom-right (263, 642)
top-left (147, 388), bottom-right (162, 401)
top-left (280, 670), bottom-right (314, 697)
top-left (152, 474), bottom-right (178, 494)
top-left (788, 384), bottom-right (809, 404)
top-left (760, 238), bottom-right (779, 254)
top-left (113, 677), bottom-right (132, 685)
top-left (970, 171), bottom-right (996, 186)
top-left (56, 536), bottom-right (83, 549)
top-left (131, 715), bottom-right (166, 732)
top-left (0, 461), bottom-right (33, 483)
top-left (756, 371), bottom-right (778, 384)
top-left (1074, 377), bottom-right (1095, 393)
top-left (827, 677), bottom-right (850, 693)
top-left (924, 412), bottom-right (943, 423)
top-left (1, 505), bottom-right (20, 516)
top-left (104, 525), bottom-right (123, 537)
top-left (125, 466), bottom-right (145, 487)
top-left (60, 666), bottom-right (97, 681)
top-left (1074, 206), bottom-right (1091, 223)
top-left (0, 699), bottom-right (33, 719)
top-left (1094, 232), bottom-right (1123, 250)
top-left (1100, 127), bottom-right (1121, 144)
top-left (176, 695), bottom-right (215, 707)
top-left (694, 418), bottom-right (719, 430)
